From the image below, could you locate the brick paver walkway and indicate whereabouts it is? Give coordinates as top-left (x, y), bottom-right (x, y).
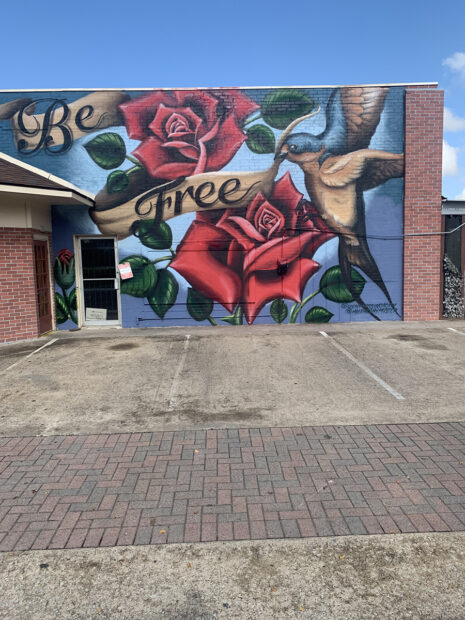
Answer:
top-left (1, 423), bottom-right (465, 552)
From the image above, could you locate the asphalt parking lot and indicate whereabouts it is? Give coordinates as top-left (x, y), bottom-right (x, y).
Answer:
top-left (2, 320), bottom-right (465, 619)
top-left (0, 320), bottom-right (464, 437)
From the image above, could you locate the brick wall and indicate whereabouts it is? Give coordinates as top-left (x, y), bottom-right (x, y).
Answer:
top-left (0, 228), bottom-right (53, 344)
top-left (403, 87), bottom-right (444, 320)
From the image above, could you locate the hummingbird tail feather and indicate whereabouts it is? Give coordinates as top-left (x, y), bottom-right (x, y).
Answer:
top-left (341, 238), bottom-right (400, 318)
top-left (356, 238), bottom-right (400, 317)
top-left (338, 245), bottom-right (381, 321)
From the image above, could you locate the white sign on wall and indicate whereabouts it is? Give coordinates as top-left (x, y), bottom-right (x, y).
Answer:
top-left (86, 308), bottom-right (107, 321)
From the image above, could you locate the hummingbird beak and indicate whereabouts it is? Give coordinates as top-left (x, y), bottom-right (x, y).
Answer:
top-left (275, 144), bottom-right (288, 161)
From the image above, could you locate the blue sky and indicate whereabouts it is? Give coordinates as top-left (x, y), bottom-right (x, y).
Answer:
top-left (1, 0), bottom-right (465, 198)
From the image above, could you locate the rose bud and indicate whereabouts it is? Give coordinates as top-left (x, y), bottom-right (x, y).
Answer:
top-left (54, 249), bottom-right (75, 290)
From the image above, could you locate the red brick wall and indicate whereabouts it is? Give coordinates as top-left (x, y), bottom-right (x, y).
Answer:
top-left (403, 87), bottom-right (444, 320)
top-left (0, 228), bottom-right (53, 344)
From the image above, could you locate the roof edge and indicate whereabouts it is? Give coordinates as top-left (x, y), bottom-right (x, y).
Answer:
top-left (0, 183), bottom-right (94, 207)
top-left (0, 152), bottom-right (95, 201)
top-left (0, 82), bottom-right (438, 93)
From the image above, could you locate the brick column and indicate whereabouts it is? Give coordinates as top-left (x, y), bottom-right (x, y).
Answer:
top-left (403, 87), bottom-right (444, 320)
top-left (0, 228), bottom-right (53, 344)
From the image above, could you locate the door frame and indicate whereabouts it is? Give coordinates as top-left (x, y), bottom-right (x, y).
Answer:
top-left (33, 236), bottom-right (54, 335)
top-left (74, 235), bottom-right (122, 327)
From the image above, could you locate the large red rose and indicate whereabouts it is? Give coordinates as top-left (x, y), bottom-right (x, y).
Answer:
top-left (119, 89), bottom-right (259, 180)
top-left (170, 173), bottom-right (334, 324)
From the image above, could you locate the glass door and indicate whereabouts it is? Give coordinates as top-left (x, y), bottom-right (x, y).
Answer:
top-left (78, 237), bottom-right (121, 326)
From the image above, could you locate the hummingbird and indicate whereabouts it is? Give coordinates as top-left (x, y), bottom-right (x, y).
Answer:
top-left (279, 87), bottom-right (404, 320)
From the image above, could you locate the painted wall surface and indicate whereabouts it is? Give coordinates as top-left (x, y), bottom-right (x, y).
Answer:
top-left (0, 87), bottom-right (405, 328)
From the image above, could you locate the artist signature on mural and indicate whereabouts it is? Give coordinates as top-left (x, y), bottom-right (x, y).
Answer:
top-left (341, 302), bottom-right (398, 315)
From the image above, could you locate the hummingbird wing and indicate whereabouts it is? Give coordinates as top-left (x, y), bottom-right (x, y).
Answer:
top-left (319, 150), bottom-right (404, 189)
top-left (359, 156), bottom-right (404, 191)
top-left (340, 87), bottom-right (389, 152)
top-left (320, 87), bottom-right (388, 158)
top-left (319, 90), bottom-right (348, 157)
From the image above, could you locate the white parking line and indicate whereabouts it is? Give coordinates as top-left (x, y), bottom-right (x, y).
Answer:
top-left (319, 331), bottom-right (405, 401)
top-left (448, 327), bottom-right (465, 336)
top-left (1, 338), bottom-right (58, 374)
top-left (167, 334), bottom-right (191, 412)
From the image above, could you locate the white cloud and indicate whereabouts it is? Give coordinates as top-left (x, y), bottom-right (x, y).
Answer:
top-left (443, 140), bottom-right (459, 176)
top-left (455, 188), bottom-right (465, 200)
top-left (444, 107), bottom-right (465, 132)
top-left (443, 52), bottom-right (465, 80)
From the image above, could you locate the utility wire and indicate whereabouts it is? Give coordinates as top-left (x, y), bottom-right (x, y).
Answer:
top-left (306, 221), bottom-right (465, 241)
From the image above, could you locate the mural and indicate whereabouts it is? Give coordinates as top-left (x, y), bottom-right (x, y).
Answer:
top-left (0, 86), bottom-right (405, 327)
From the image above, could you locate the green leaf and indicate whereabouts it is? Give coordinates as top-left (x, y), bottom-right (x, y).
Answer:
top-left (68, 288), bottom-right (77, 311)
top-left (319, 265), bottom-right (366, 303)
top-left (304, 306), bottom-right (334, 323)
top-left (221, 305), bottom-right (244, 325)
top-left (132, 219), bottom-right (173, 250)
top-left (84, 132), bottom-right (126, 170)
top-left (107, 170), bottom-right (129, 194)
top-left (147, 269), bottom-right (179, 318)
top-left (246, 125), bottom-right (276, 154)
top-left (270, 299), bottom-right (288, 323)
top-left (54, 256), bottom-right (75, 290)
top-left (120, 255), bottom-right (157, 298)
top-left (55, 292), bottom-right (69, 324)
top-left (186, 287), bottom-right (213, 321)
top-left (261, 89), bottom-right (317, 129)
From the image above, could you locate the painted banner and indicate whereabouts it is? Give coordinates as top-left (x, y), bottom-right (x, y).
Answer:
top-left (0, 92), bottom-right (130, 153)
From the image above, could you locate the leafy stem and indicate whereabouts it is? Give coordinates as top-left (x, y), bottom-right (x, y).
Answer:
top-left (243, 112), bottom-right (262, 127)
top-left (221, 304), bottom-right (244, 325)
top-left (61, 286), bottom-right (77, 324)
top-left (150, 255), bottom-right (173, 265)
top-left (126, 155), bottom-right (142, 166)
top-left (126, 164), bottom-right (143, 176)
top-left (289, 290), bottom-right (320, 324)
top-left (207, 316), bottom-right (218, 326)
top-left (150, 247), bottom-right (176, 266)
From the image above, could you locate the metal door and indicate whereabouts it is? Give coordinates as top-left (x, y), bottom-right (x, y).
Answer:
top-left (33, 240), bottom-right (53, 334)
top-left (77, 237), bottom-right (121, 326)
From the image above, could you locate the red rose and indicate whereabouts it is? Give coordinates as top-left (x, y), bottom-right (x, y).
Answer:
top-left (170, 173), bottom-right (334, 324)
top-left (119, 89), bottom-right (259, 180)
top-left (57, 248), bottom-right (73, 267)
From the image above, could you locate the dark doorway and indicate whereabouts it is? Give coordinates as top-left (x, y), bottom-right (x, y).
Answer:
top-left (443, 215), bottom-right (465, 318)
top-left (78, 237), bottom-right (121, 325)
